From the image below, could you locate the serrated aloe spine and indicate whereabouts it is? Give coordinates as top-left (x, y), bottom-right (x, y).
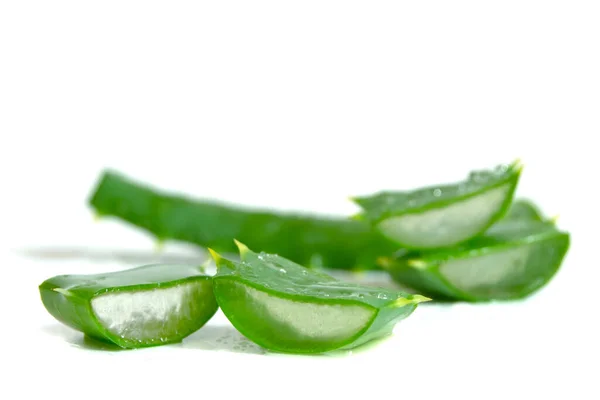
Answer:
top-left (209, 240), bottom-right (429, 354)
top-left (379, 220), bottom-right (570, 302)
top-left (352, 160), bottom-right (523, 249)
top-left (39, 264), bottom-right (218, 348)
top-left (89, 170), bottom-right (397, 271)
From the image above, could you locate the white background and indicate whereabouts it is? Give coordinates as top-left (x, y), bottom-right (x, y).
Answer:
top-left (1, 1), bottom-right (599, 399)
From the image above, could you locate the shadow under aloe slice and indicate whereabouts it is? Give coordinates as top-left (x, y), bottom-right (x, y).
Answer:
top-left (380, 220), bottom-right (570, 302)
top-left (210, 241), bottom-right (429, 354)
top-left (39, 264), bottom-right (218, 349)
top-left (352, 160), bottom-right (522, 249)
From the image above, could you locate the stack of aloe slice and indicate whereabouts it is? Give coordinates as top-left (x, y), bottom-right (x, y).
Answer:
top-left (38, 159), bottom-right (570, 352)
top-left (87, 159), bottom-right (570, 303)
top-left (351, 160), bottom-right (570, 302)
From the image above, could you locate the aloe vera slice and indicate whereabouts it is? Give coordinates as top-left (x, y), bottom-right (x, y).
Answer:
top-left (88, 170), bottom-right (397, 271)
top-left (39, 264), bottom-right (218, 348)
top-left (503, 199), bottom-right (545, 222)
top-left (210, 241), bottom-right (429, 354)
top-left (380, 220), bottom-right (570, 302)
top-left (352, 161), bottom-right (522, 249)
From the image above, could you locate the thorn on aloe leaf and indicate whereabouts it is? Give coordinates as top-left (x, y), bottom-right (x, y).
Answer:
top-left (233, 239), bottom-right (250, 258)
top-left (407, 259), bottom-right (428, 269)
top-left (207, 248), bottom-right (222, 263)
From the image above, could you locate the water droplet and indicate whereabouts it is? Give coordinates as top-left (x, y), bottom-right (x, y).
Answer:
top-left (377, 293), bottom-right (389, 299)
top-left (433, 189), bottom-right (442, 197)
top-left (495, 164), bottom-right (509, 173)
top-left (358, 294), bottom-right (365, 299)
top-left (301, 270), bottom-right (308, 275)
top-left (470, 171), bottom-right (488, 183)
top-left (258, 254), bottom-right (264, 261)
top-left (279, 268), bottom-right (287, 274)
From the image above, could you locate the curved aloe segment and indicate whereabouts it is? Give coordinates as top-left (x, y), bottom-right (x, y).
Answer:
top-left (39, 264), bottom-right (218, 348)
top-left (504, 199), bottom-right (545, 222)
top-left (89, 170), bottom-right (397, 271)
top-left (380, 220), bottom-right (570, 302)
top-left (352, 161), bottom-right (522, 249)
top-left (210, 241), bottom-right (429, 354)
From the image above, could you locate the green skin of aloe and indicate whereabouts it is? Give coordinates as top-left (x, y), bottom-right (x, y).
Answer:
top-left (352, 161), bottom-right (523, 250)
top-left (39, 264), bottom-right (218, 349)
top-left (210, 241), bottom-right (429, 354)
top-left (381, 219), bottom-right (570, 302)
top-left (89, 170), bottom-right (398, 271)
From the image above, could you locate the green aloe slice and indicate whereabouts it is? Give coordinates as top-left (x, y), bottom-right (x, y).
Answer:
top-left (39, 264), bottom-right (218, 349)
top-left (379, 220), bottom-right (570, 302)
top-left (503, 199), bottom-right (545, 222)
top-left (352, 160), bottom-right (522, 249)
top-left (209, 241), bottom-right (429, 354)
top-left (88, 170), bottom-right (397, 271)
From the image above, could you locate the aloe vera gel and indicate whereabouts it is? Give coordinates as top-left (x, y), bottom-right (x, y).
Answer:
top-left (39, 264), bottom-right (218, 348)
top-left (353, 161), bottom-right (522, 249)
top-left (210, 241), bottom-right (428, 354)
top-left (381, 220), bottom-right (570, 301)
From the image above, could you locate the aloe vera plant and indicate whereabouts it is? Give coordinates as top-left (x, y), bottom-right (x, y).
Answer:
top-left (89, 170), bottom-right (397, 270)
top-left (39, 264), bottom-right (218, 348)
top-left (210, 241), bottom-right (429, 354)
top-left (352, 161), bottom-right (522, 249)
top-left (379, 219), bottom-right (570, 302)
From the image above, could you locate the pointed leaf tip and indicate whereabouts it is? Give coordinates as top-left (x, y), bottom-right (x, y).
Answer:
top-left (376, 257), bottom-right (394, 270)
top-left (207, 248), bottom-right (222, 262)
top-left (407, 259), bottom-right (428, 269)
top-left (513, 158), bottom-right (525, 173)
top-left (411, 294), bottom-right (432, 304)
top-left (233, 239), bottom-right (250, 257)
top-left (391, 294), bottom-right (431, 308)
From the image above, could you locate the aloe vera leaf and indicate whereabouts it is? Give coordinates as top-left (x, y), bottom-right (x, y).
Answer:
top-left (210, 241), bottom-right (429, 354)
top-left (352, 161), bottom-right (522, 249)
top-left (88, 170), bottom-right (397, 270)
top-left (380, 220), bottom-right (570, 302)
top-left (39, 264), bottom-right (218, 348)
top-left (503, 199), bottom-right (545, 222)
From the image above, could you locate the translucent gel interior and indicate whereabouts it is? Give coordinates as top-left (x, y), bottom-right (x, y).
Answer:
top-left (439, 246), bottom-right (530, 294)
top-left (241, 283), bottom-right (373, 341)
top-left (91, 281), bottom-right (209, 341)
top-left (377, 183), bottom-right (510, 248)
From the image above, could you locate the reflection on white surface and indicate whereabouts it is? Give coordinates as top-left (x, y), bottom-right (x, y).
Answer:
top-left (40, 314), bottom-right (267, 355)
top-left (41, 324), bottom-right (124, 352)
top-left (179, 324), bottom-right (266, 355)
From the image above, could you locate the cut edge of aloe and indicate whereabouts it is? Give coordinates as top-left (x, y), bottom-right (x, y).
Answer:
top-left (379, 228), bottom-right (570, 302)
top-left (353, 160), bottom-right (523, 249)
top-left (209, 242), bottom-right (428, 354)
top-left (39, 276), bottom-right (218, 349)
